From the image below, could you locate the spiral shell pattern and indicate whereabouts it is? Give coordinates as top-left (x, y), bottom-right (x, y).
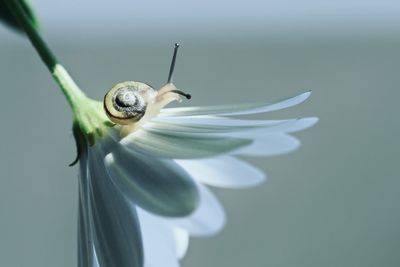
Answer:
top-left (104, 81), bottom-right (151, 125)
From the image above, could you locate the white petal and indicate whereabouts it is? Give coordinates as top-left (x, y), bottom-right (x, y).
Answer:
top-left (137, 208), bottom-right (180, 267)
top-left (148, 117), bottom-right (318, 134)
top-left (77, 204), bottom-right (87, 267)
top-left (87, 145), bottom-right (143, 267)
top-left (78, 152), bottom-right (93, 267)
top-left (153, 115), bottom-right (287, 127)
top-left (235, 133), bottom-right (301, 156)
top-left (103, 140), bottom-right (199, 217)
top-left (91, 246), bottom-right (100, 267)
top-left (173, 228), bottom-right (189, 260)
top-left (273, 117), bottom-right (318, 133)
top-left (168, 183), bottom-right (226, 236)
top-left (138, 124), bottom-right (300, 157)
top-left (149, 117), bottom-right (286, 132)
top-left (120, 128), bottom-right (251, 159)
top-left (160, 91), bottom-right (311, 116)
top-left (176, 156), bottom-right (266, 188)
top-left (78, 151), bottom-right (101, 267)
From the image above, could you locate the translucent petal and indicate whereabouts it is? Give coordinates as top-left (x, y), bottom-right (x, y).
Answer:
top-left (77, 203), bottom-right (88, 267)
top-left (120, 128), bottom-right (251, 159)
top-left (176, 156), bottom-right (266, 188)
top-left (137, 208), bottom-right (180, 267)
top-left (153, 115), bottom-right (287, 126)
top-left (168, 183), bottom-right (226, 236)
top-left (147, 117), bottom-right (318, 134)
top-left (87, 145), bottom-right (143, 267)
top-left (104, 141), bottom-right (200, 217)
top-left (160, 91), bottom-right (311, 117)
top-left (91, 246), bottom-right (100, 267)
top-left (133, 125), bottom-right (300, 157)
top-left (78, 150), bottom-right (101, 267)
top-left (78, 152), bottom-right (92, 267)
top-left (235, 133), bottom-right (301, 156)
top-left (173, 228), bottom-right (189, 260)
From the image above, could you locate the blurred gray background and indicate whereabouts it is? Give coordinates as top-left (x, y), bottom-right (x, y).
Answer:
top-left (0, 0), bottom-right (399, 266)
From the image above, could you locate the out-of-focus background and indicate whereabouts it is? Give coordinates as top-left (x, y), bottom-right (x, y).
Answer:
top-left (0, 0), bottom-right (399, 266)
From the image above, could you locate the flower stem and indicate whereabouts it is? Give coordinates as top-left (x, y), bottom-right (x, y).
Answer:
top-left (4, 0), bottom-right (86, 112)
top-left (5, 0), bottom-right (112, 148)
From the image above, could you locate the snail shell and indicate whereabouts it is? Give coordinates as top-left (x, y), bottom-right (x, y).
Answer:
top-left (104, 81), bottom-right (155, 125)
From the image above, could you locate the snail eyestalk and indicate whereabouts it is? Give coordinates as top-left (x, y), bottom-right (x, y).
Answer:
top-left (163, 43), bottom-right (191, 100)
top-left (167, 43), bottom-right (180, 83)
top-left (157, 88), bottom-right (191, 100)
top-left (169, 90), bottom-right (191, 100)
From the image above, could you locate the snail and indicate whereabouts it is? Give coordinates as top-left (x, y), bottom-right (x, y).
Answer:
top-left (103, 43), bottom-right (191, 129)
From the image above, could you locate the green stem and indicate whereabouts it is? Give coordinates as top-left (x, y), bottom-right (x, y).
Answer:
top-left (5, 0), bottom-right (112, 147)
top-left (4, 0), bottom-right (87, 112)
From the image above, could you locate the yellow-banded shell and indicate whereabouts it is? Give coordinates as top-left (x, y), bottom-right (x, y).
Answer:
top-left (104, 81), bottom-right (155, 125)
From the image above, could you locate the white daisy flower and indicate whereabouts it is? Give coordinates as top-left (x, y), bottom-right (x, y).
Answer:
top-left (75, 44), bottom-right (318, 267)
top-left (1, 2), bottom-right (316, 266)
